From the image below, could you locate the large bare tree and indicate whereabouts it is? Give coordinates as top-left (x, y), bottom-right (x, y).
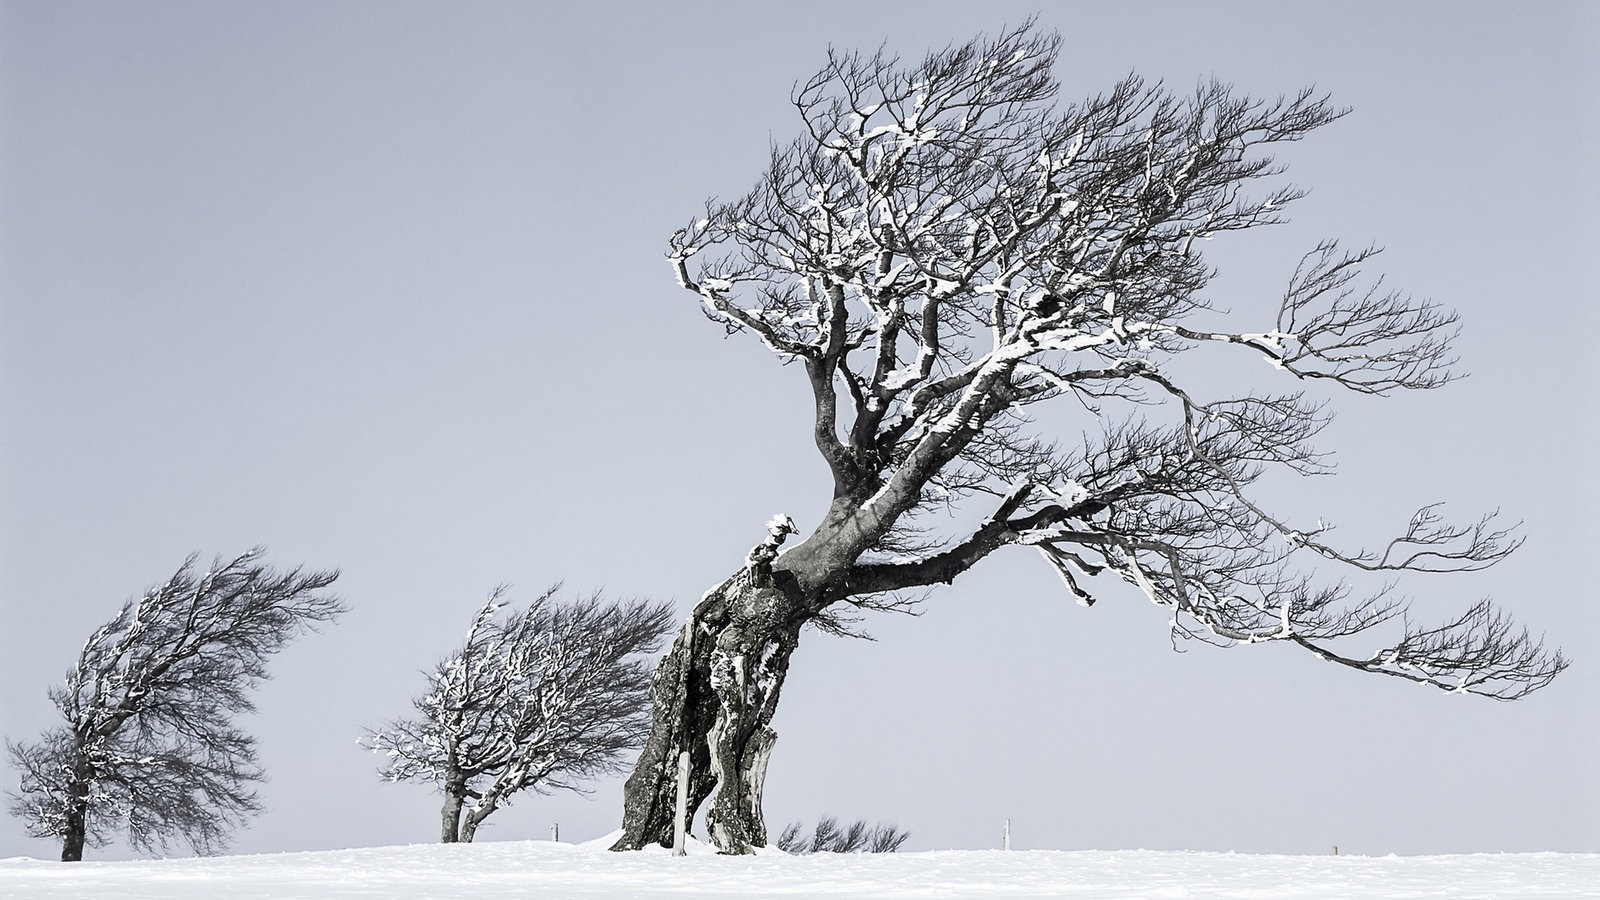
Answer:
top-left (5, 549), bottom-right (342, 861)
top-left (610, 24), bottom-right (1566, 855)
top-left (365, 587), bottom-right (672, 843)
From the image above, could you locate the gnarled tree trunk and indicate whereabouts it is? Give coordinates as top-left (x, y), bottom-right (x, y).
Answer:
top-left (612, 532), bottom-right (811, 854)
top-left (612, 499), bottom-right (903, 855)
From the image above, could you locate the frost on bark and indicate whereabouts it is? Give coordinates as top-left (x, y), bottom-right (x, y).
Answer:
top-left (615, 520), bottom-right (805, 851)
top-left (4, 549), bottom-right (342, 861)
top-left (612, 22), bottom-right (1567, 854)
top-left (365, 586), bottom-right (672, 843)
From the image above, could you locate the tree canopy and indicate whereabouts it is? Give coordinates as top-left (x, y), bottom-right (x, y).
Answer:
top-left (665, 23), bottom-right (1562, 698)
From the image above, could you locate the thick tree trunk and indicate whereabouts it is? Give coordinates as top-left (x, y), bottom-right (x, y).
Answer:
top-left (60, 758), bottom-right (91, 861)
top-left (612, 507), bottom-right (887, 855)
top-left (611, 565), bottom-right (806, 854)
top-left (60, 808), bottom-right (86, 862)
top-left (441, 771), bottom-right (466, 843)
top-left (459, 796), bottom-right (498, 843)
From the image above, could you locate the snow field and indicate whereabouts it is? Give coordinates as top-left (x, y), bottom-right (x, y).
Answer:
top-left (3, 837), bottom-right (1597, 899)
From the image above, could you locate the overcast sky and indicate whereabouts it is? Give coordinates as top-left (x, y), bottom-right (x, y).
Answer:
top-left (3, 1), bottom-right (1597, 861)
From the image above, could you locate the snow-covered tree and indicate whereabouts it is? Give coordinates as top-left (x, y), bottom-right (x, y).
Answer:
top-left (365, 586), bottom-right (673, 843)
top-left (611, 23), bottom-right (1568, 854)
top-left (5, 549), bottom-right (342, 861)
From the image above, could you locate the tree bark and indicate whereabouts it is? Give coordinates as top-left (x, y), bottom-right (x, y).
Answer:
top-left (60, 756), bottom-right (90, 861)
top-left (611, 566), bottom-right (806, 854)
top-left (60, 806), bottom-right (86, 862)
top-left (459, 796), bottom-right (497, 843)
top-left (441, 770), bottom-right (465, 843)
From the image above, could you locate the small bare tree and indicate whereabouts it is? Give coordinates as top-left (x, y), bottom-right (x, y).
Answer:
top-left (365, 586), bottom-right (673, 843)
top-left (611, 22), bottom-right (1567, 854)
top-left (5, 549), bottom-right (342, 861)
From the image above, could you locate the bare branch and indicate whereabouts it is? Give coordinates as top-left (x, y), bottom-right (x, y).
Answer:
top-left (1292, 600), bottom-right (1568, 701)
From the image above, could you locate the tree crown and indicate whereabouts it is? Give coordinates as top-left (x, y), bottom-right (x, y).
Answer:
top-left (667, 22), bottom-right (1564, 699)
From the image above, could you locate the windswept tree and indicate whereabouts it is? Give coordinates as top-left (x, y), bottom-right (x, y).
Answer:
top-left (5, 549), bottom-right (342, 861)
top-left (365, 586), bottom-right (673, 843)
top-left (611, 23), bottom-right (1567, 855)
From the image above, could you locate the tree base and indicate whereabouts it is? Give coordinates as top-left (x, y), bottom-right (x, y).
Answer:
top-left (612, 567), bottom-right (804, 854)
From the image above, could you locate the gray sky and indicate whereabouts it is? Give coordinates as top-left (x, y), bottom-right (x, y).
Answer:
top-left (2, 0), bottom-right (1596, 860)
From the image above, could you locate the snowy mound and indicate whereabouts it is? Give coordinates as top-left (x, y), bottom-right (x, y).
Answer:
top-left (2, 840), bottom-right (1597, 899)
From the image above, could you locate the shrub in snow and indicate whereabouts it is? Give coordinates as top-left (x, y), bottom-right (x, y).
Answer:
top-left (776, 817), bottom-right (910, 853)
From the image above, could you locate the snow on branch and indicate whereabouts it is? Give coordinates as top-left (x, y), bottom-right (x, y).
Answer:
top-left (662, 19), bottom-right (1563, 706)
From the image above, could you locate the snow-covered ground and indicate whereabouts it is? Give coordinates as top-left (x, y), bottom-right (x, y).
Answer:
top-left (3, 836), bottom-right (1596, 899)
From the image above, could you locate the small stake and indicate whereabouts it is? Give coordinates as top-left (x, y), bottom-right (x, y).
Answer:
top-left (551, 823), bottom-right (559, 842)
top-left (672, 750), bottom-right (690, 856)
top-left (1003, 818), bottom-right (1011, 851)
top-left (1331, 845), bottom-right (1339, 856)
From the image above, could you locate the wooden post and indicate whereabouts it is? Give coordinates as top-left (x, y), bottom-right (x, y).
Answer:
top-left (1332, 845), bottom-right (1339, 856)
top-left (1003, 818), bottom-right (1011, 851)
top-left (551, 823), bottom-right (559, 842)
top-left (672, 750), bottom-right (690, 856)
